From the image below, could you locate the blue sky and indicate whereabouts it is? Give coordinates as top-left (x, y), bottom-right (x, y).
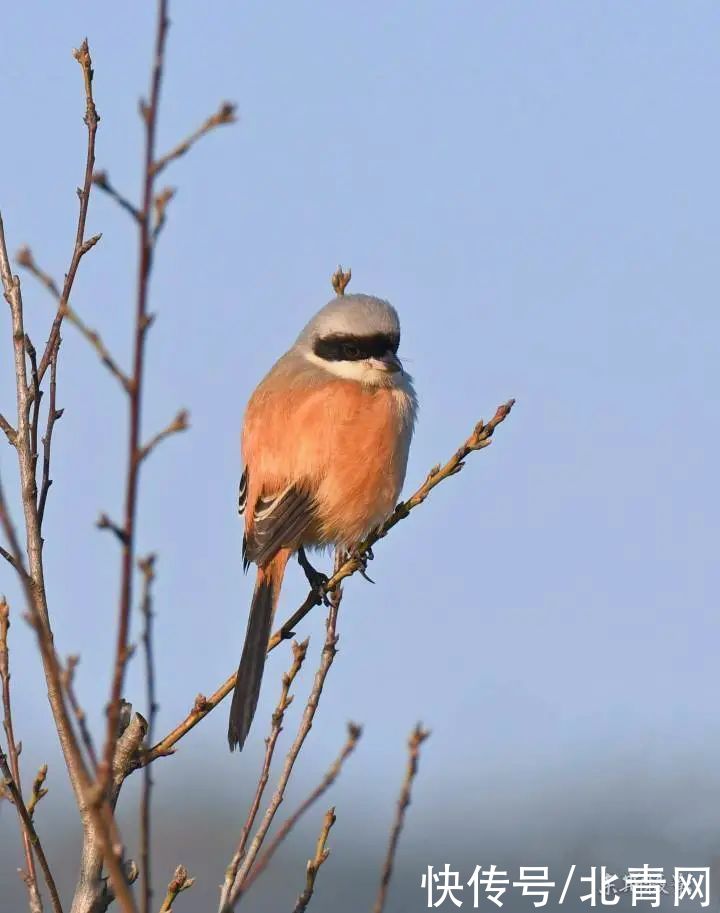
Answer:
top-left (1, 2), bottom-right (719, 909)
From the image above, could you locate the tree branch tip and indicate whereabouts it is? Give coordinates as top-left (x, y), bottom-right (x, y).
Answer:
top-left (15, 245), bottom-right (34, 269)
top-left (72, 38), bottom-right (91, 67)
top-left (410, 723), bottom-right (431, 746)
top-left (80, 233), bottom-right (102, 254)
top-left (96, 512), bottom-right (128, 544)
top-left (331, 265), bottom-right (352, 296)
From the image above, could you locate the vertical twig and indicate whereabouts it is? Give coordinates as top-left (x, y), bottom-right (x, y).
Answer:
top-left (218, 640), bottom-right (309, 910)
top-left (223, 552), bottom-right (345, 912)
top-left (138, 554), bottom-right (157, 913)
top-left (242, 722), bottom-right (362, 892)
top-left (372, 724), bottom-right (430, 913)
top-left (292, 808), bottom-right (336, 913)
top-left (36, 39), bottom-right (100, 384)
top-left (0, 744), bottom-right (64, 913)
top-left (0, 598), bottom-right (45, 913)
top-left (99, 0), bottom-right (169, 799)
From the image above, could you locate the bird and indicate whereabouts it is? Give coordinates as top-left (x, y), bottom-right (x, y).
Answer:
top-left (229, 289), bottom-right (417, 750)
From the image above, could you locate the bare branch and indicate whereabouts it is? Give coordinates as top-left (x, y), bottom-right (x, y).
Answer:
top-left (16, 246), bottom-right (62, 299)
top-left (96, 513), bottom-right (129, 545)
top-left (99, 0), bottom-right (170, 805)
top-left (1, 597), bottom-right (45, 912)
top-left (137, 410), bottom-right (189, 462)
top-left (151, 102), bottom-right (237, 177)
top-left (0, 412), bottom-right (16, 445)
top-left (92, 171), bottom-right (141, 222)
top-left (223, 555), bottom-right (345, 911)
top-left (38, 354), bottom-right (63, 529)
top-left (292, 808), bottom-right (336, 913)
top-left (146, 403), bottom-right (514, 762)
top-left (158, 865), bottom-right (195, 913)
top-left (218, 640), bottom-right (309, 910)
top-left (27, 764), bottom-right (49, 819)
top-left (1, 145), bottom-right (138, 913)
top-left (61, 656), bottom-right (99, 772)
top-left (372, 724), bottom-right (431, 913)
top-left (152, 187), bottom-right (176, 242)
top-left (242, 722), bottom-right (362, 892)
top-left (139, 555), bottom-right (158, 913)
top-left (0, 744), bottom-right (63, 913)
top-left (59, 300), bottom-right (132, 392)
top-left (37, 38), bottom-right (101, 384)
top-left (330, 265), bottom-right (351, 297)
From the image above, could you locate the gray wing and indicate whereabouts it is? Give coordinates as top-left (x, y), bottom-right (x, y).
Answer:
top-left (242, 479), bottom-right (317, 569)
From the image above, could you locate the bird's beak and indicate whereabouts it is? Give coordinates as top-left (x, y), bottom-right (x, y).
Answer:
top-left (374, 351), bottom-right (403, 374)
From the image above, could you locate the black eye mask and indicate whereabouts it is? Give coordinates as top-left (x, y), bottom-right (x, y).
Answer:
top-left (313, 332), bottom-right (400, 362)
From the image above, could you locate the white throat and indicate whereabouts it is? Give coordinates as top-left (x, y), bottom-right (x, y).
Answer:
top-left (303, 350), bottom-right (408, 389)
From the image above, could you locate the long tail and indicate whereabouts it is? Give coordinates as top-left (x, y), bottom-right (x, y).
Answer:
top-left (228, 550), bottom-right (290, 751)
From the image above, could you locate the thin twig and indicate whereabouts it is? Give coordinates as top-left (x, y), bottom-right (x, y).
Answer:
top-left (138, 555), bottom-right (158, 913)
top-left (223, 553), bottom-right (345, 911)
top-left (146, 402), bottom-right (514, 763)
top-left (218, 640), bottom-right (309, 911)
top-left (137, 410), bottom-right (189, 462)
top-left (292, 808), bottom-right (336, 913)
top-left (99, 0), bottom-right (170, 804)
top-left (152, 187), bottom-right (175, 242)
top-left (158, 865), bottom-right (195, 913)
top-left (19, 240), bottom-right (129, 393)
top-left (372, 724), bottom-right (431, 913)
top-left (61, 656), bottom-right (99, 772)
top-left (91, 172), bottom-right (141, 223)
top-left (0, 744), bottom-right (63, 913)
top-left (37, 38), bottom-right (100, 385)
top-left (151, 102), bottom-right (237, 177)
top-left (59, 301), bottom-right (132, 392)
top-left (38, 354), bottom-right (63, 529)
top-left (1, 598), bottom-right (44, 913)
top-left (243, 722), bottom-right (362, 892)
top-left (16, 246), bottom-right (62, 299)
top-left (27, 764), bottom-right (49, 819)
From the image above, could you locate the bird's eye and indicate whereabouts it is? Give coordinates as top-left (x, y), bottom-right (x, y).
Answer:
top-left (343, 343), bottom-right (360, 359)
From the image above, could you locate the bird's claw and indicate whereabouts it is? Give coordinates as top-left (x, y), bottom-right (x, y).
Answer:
top-left (297, 547), bottom-right (331, 604)
top-left (348, 547), bottom-right (375, 584)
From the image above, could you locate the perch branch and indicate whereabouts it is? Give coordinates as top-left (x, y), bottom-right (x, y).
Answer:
top-left (146, 401), bottom-right (514, 762)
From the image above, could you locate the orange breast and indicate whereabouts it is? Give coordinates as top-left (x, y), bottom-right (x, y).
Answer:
top-left (242, 374), bottom-right (414, 548)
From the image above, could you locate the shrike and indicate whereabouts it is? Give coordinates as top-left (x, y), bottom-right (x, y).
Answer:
top-left (229, 291), bottom-right (417, 750)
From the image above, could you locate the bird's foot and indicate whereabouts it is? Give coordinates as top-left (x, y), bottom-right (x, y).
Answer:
top-left (298, 547), bottom-right (331, 605)
top-left (347, 545), bottom-right (375, 584)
